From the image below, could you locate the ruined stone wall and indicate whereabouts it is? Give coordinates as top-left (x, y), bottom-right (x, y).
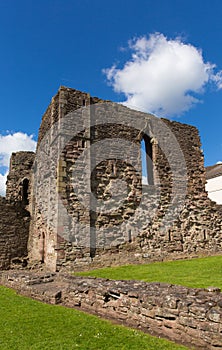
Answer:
top-left (135, 120), bottom-right (222, 262)
top-left (30, 88), bottom-right (148, 269)
top-left (6, 151), bottom-right (35, 210)
top-left (0, 151), bottom-right (35, 270)
top-left (1, 270), bottom-right (222, 350)
top-left (29, 86), bottom-right (222, 272)
top-left (80, 117), bottom-right (222, 271)
top-left (29, 87), bottom-right (99, 270)
top-left (58, 121), bottom-right (143, 269)
top-left (0, 197), bottom-right (30, 269)
top-left (57, 95), bottom-right (222, 271)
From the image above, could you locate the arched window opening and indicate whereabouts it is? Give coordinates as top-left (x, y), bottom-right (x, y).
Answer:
top-left (22, 178), bottom-right (29, 205)
top-left (141, 135), bottom-right (154, 185)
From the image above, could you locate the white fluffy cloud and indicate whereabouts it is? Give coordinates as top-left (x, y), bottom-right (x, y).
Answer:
top-left (104, 33), bottom-right (222, 116)
top-left (0, 172), bottom-right (8, 196)
top-left (0, 132), bottom-right (36, 167)
top-left (0, 132), bottom-right (36, 196)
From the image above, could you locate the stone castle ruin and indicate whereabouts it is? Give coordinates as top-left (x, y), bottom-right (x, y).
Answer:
top-left (1, 86), bottom-right (222, 272)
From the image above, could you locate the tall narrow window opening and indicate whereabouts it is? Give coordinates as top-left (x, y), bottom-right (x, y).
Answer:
top-left (128, 229), bottom-right (132, 243)
top-left (141, 135), bottom-right (154, 185)
top-left (82, 140), bottom-right (86, 148)
top-left (168, 229), bottom-right (172, 242)
top-left (41, 233), bottom-right (46, 263)
top-left (22, 178), bottom-right (29, 205)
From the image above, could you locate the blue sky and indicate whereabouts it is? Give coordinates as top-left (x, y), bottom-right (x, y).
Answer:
top-left (1, 0), bottom-right (222, 193)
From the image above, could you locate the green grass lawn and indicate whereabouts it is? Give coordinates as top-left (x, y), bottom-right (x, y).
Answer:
top-left (0, 286), bottom-right (188, 350)
top-left (76, 255), bottom-right (222, 289)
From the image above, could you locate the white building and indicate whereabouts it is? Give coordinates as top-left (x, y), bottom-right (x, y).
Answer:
top-left (206, 164), bottom-right (222, 204)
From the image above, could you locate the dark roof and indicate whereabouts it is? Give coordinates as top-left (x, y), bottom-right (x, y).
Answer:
top-left (206, 163), bottom-right (222, 180)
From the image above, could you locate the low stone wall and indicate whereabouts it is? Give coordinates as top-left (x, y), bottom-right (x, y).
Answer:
top-left (1, 270), bottom-right (222, 349)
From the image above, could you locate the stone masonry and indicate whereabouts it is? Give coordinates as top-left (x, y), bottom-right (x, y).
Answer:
top-left (0, 198), bottom-right (30, 269)
top-left (1, 86), bottom-right (222, 271)
top-left (22, 86), bottom-right (222, 271)
top-left (0, 151), bottom-right (34, 269)
top-left (6, 151), bottom-right (35, 208)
